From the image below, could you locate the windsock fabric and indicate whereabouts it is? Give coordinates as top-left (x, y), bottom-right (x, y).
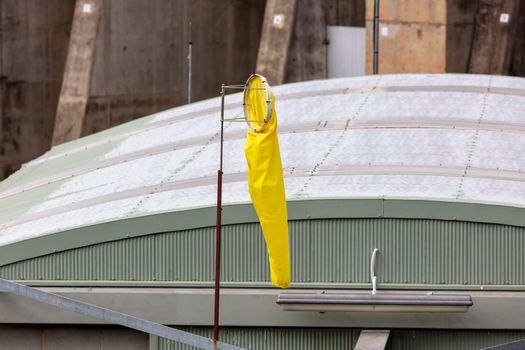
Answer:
top-left (244, 94), bottom-right (291, 288)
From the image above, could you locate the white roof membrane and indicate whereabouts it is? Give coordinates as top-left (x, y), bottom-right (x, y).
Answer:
top-left (0, 74), bottom-right (524, 246)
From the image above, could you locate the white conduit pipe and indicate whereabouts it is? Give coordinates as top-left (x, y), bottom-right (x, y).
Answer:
top-left (370, 248), bottom-right (379, 295)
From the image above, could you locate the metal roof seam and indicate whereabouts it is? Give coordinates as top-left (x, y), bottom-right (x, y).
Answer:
top-left (455, 76), bottom-right (492, 200)
top-left (6, 118), bottom-right (525, 202)
top-left (295, 75), bottom-right (383, 198)
top-left (25, 82), bottom-right (525, 168)
top-left (1, 74), bottom-right (525, 246)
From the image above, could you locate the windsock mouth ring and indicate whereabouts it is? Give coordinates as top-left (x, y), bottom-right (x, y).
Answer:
top-left (243, 74), bottom-right (273, 132)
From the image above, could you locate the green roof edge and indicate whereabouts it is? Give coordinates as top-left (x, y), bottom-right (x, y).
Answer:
top-left (1, 197), bottom-right (524, 266)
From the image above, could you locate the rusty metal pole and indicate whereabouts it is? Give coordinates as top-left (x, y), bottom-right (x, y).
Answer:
top-left (213, 84), bottom-right (226, 347)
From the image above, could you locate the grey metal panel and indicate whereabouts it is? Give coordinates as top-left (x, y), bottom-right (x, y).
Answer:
top-left (1, 287), bottom-right (525, 329)
top-left (0, 328), bottom-right (148, 350)
top-left (154, 327), bottom-right (360, 350)
top-left (388, 330), bottom-right (525, 350)
top-left (0, 328), bottom-right (42, 350)
top-left (44, 329), bottom-right (107, 350)
top-left (152, 328), bottom-right (525, 350)
top-left (2, 218), bottom-right (525, 286)
top-left (327, 26), bottom-right (366, 78)
top-left (101, 329), bottom-right (149, 350)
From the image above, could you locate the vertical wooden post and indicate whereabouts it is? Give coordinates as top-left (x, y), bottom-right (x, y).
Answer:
top-left (52, 0), bottom-right (102, 146)
top-left (256, 0), bottom-right (298, 85)
top-left (468, 0), bottom-right (520, 74)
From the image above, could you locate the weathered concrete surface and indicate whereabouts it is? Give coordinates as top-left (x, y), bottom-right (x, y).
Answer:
top-left (85, 0), bottom-right (265, 136)
top-left (468, 0), bottom-right (521, 75)
top-left (52, 0), bottom-right (102, 146)
top-left (366, 0), bottom-right (504, 74)
top-left (285, 0), bottom-right (366, 83)
top-left (364, 0), bottom-right (518, 75)
top-left (0, 0), bottom-right (264, 179)
top-left (285, 0), bottom-right (326, 83)
top-left (510, 2), bottom-right (525, 76)
top-left (365, 0), bottom-right (447, 74)
top-left (0, 0), bottom-right (75, 178)
top-left (326, 0), bottom-right (366, 27)
top-left (256, 0), bottom-right (298, 85)
top-left (446, 0), bottom-right (478, 73)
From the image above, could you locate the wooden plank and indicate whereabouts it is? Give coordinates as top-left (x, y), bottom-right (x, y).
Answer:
top-left (256, 0), bottom-right (298, 85)
top-left (468, 0), bottom-right (521, 75)
top-left (52, 0), bottom-right (102, 146)
top-left (354, 330), bottom-right (390, 350)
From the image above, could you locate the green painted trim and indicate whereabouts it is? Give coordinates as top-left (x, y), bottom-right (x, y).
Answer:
top-left (1, 198), bottom-right (524, 266)
top-left (13, 280), bottom-right (525, 291)
top-left (149, 335), bottom-right (159, 350)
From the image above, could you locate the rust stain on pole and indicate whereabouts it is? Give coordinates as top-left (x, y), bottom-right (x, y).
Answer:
top-left (52, 0), bottom-right (102, 146)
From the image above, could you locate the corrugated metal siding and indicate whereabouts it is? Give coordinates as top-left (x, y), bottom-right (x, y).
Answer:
top-left (152, 328), bottom-right (525, 350)
top-left (1, 218), bottom-right (525, 286)
top-left (154, 327), bottom-right (360, 350)
top-left (387, 330), bottom-right (525, 350)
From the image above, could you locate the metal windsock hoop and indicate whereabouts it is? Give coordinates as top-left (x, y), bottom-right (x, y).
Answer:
top-left (243, 74), bottom-right (273, 132)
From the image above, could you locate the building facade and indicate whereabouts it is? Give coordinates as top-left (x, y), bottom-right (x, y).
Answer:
top-left (0, 74), bottom-right (524, 349)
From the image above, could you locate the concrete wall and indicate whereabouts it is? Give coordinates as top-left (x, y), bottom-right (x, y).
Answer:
top-left (0, 0), bottom-right (265, 179)
top-left (364, 0), bottom-right (524, 75)
top-left (446, 0), bottom-right (477, 73)
top-left (0, 0), bottom-right (75, 179)
top-left (511, 3), bottom-right (525, 76)
top-left (365, 0), bottom-right (448, 74)
top-left (0, 327), bottom-right (147, 350)
top-left (85, 0), bottom-right (265, 135)
top-left (285, 0), bottom-right (365, 83)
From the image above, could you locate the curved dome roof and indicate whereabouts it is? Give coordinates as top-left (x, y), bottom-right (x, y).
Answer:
top-left (0, 73), bottom-right (525, 250)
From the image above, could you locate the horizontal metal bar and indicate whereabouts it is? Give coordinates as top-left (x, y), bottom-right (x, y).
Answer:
top-left (11, 280), bottom-right (525, 291)
top-left (277, 292), bottom-right (473, 306)
top-left (483, 339), bottom-right (525, 350)
top-left (222, 118), bottom-right (267, 123)
top-left (222, 85), bottom-right (267, 91)
top-left (222, 84), bottom-right (245, 88)
top-left (0, 278), bottom-right (245, 350)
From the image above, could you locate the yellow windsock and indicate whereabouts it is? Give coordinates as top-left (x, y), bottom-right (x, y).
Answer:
top-left (244, 76), bottom-right (290, 288)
